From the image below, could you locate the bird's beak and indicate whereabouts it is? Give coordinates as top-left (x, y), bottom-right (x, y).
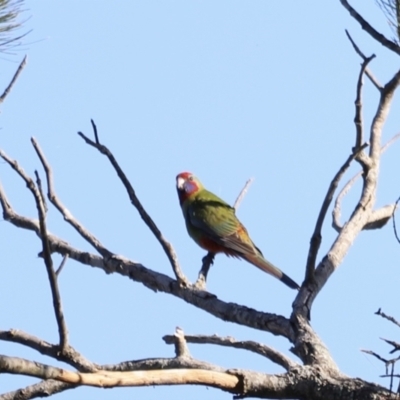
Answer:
top-left (176, 177), bottom-right (186, 190)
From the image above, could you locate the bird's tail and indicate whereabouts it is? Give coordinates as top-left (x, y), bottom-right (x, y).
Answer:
top-left (241, 253), bottom-right (300, 290)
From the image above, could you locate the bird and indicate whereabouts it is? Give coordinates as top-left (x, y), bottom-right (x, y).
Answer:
top-left (176, 171), bottom-right (300, 290)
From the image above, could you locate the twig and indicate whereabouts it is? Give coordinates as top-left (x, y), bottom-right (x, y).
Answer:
top-left (0, 173), bottom-right (296, 339)
top-left (305, 144), bottom-right (367, 281)
top-left (0, 55), bottom-right (27, 103)
top-left (233, 178), bottom-right (254, 209)
top-left (0, 149), bottom-right (69, 351)
top-left (77, 120), bottom-right (188, 285)
top-left (194, 178), bottom-right (254, 289)
top-left (0, 329), bottom-right (98, 372)
top-left (393, 196), bottom-right (400, 243)
top-left (332, 171), bottom-right (362, 232)
top-left (361, 349), bottom-right (388, 363)
top-left (353, 54), bottom-right (376, 150)
top-left (340, 0), bottom-right (400, 56)
top-left (345, 30), bottom-right (383, 90)
top-left (173, 327), bottom-right (191, 358)
top-left (31, 137), bottom-right (112, 259)
top-left (163, 333), bottom-right (298, 371)
top-left (333, 132), bottom-right (400, 231)
top-left (381, 338), bottom-right (400, 354)
top-left (56, 254), bottom-right (69, 276)
top-left (34, 170), bottom-right (48, 213)
top-left (376, 308), bottom-right (400, 328)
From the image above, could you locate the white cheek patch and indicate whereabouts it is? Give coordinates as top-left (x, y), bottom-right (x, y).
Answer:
top-left (177, 177), bottom-right (186, 190)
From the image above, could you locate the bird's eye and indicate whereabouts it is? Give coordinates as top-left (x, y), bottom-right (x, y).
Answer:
top-left (188, 175), bottom-right (194, 181)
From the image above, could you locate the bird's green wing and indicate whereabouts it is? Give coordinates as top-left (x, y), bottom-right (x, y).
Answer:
top-left (187, 189), bottom-right (258, 255)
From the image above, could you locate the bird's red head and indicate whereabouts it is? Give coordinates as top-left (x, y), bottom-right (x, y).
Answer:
top-left (176, 172), bottom-right (203, 204)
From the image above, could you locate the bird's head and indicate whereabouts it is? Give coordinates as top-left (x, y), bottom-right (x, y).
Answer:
top-left (176, 172), bottom-right (203, 204)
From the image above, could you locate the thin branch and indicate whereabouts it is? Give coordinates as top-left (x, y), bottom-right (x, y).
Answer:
top-left (163, 333), bottom-right (298, 371)
top-left (0, 54), bottom-right (26, 103)
top-left (56, 254), bottom-right (69, 276)
top-left (0, 329), bottom-right (98, 372)
top-left (332, 171), bottom-right (362, 232)
top-left (233, 178), bottom-right (254, 209)
top-left (340, 0), bottom-right (400, 56)
top-left (306, 144), bottom-right (367, 282)
top-left (173, 327), bottom-right (191, 358)
top-left (0, 149), bottom-right (69, 351)
top-left (375, 308), bottom-right (400, 328)
top-left (393, 195), bottom-right (400, 243)
top-left (31, 137), bottom-right (112, 259)
top-left (0, 184), bottom-right (295, 339)
top-left (195, 178), bottom-right (254, 289)
top-left (333, 132), bottom-right (400, 231)
top-left (77, 121), bottom-right (188, 285)
top-left (354, 54), bottom-right (376, 150)
top-left (0, 380), bottom-right (73, 400)
top-left (381, 337), bottom-right (400, 354)
top-left (375, 0), bottom-right (400, 43)
top-left (345, 30), bottom-right (383, 90)
top-left (361, 349), bottom-right (388, 363)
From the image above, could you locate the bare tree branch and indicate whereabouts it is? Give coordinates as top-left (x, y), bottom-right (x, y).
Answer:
top-left (364, 205), bottom-right (395, 230)
top-left (305, 144), bottom-right (367, 282)
top-left (31, 137), bottom-right (113, 259)
top-left (0, 179), bottom-right (294, 340)
top-left (345, 30), bottom-right (383, 90)
top-left (77, 120), bottom-right (188, 285)
top-left (333, 132), bottom-right (400, 231)
top-left (340, 0), bottom-right (400, 56)
top-left (0, 380), bottom-right (73, 400)
top-left (393, 195), bottom-right (400, 243)
top-left (0, 354), bottom-right (240, 392)
top-left (0, 54), bottom-right (26, 103)
top-left (233, 178), bottom-right (254, 209)
top-left (0, 329), bottom-right (98, 372)
top-left (56, 253), bottom-right (69, 276)
top-left (172, 327), bottom-right (191, 358)
top-left (376, 308), bottom-right (400, 328)
top-left (375, 0), bottom-right (400, 43)
top-left (353, 54), bottom-right (376, 152)
top-left (381, 337), bottom-right (400, 354)
top-left (163, 333), bottom-right (298, 371)
top-left (0, 149), bottom-right (69, 351)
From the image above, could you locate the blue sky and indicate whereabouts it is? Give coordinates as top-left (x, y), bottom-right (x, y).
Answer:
top-left (1, 1), bottom-right (399, 398)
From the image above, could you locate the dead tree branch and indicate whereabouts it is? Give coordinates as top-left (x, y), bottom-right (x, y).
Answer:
top-left (305, 144), bottom-right (367, 283)
top-left (0, 176), bottom-right (294, 340)
top-left (340, 0), bottom-right (400, 56)
top-left (0, 329), bottom-right (98, 372)
top-left (0, 55), bottom-right (26, 103)
top-left (345, 30), bottom-right (383, 90)
top-left (0, 149), bottom-right (68, 351)
top-left (77, 120), bottom-right (188, 285)
top-left (163, 333), bottom-right (298, 371)
top-left (333, 132), bottom-right (400, 231)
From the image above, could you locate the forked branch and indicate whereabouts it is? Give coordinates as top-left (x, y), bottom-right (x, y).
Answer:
top-left (77, 120), bottom-right (188, 285)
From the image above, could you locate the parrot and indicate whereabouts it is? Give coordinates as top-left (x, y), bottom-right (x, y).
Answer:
top-left (176, 171), bottom-right (300, 290)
